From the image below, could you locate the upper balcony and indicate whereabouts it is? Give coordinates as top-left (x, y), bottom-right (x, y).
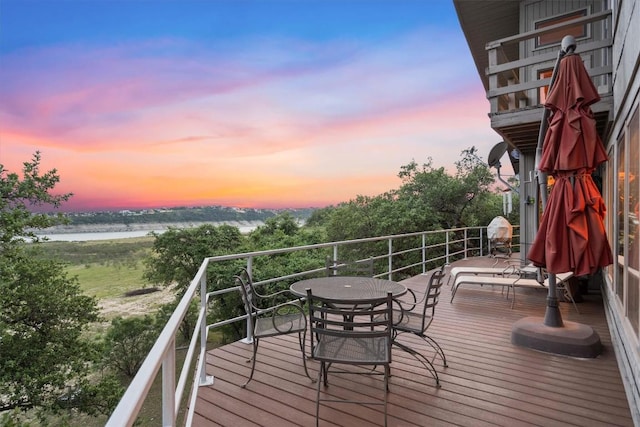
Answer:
top-left (454, 2), bottom-right (613, 155)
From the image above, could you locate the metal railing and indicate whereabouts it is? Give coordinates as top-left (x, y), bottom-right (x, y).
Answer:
top-left (105, 224), bottom-right (520, 426)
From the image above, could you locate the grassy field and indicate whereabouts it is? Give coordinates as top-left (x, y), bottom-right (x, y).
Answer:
top-left (35, 237), bottom-right (187, 426)
top-left (37, 237), bottom-right (177, 323)
top-left (41, 236), bottom-right (155, 297)
top-left (69, 262), bottom-right (147, 298)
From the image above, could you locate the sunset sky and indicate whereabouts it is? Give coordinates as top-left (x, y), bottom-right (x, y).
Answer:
top-left (0, 0), bottom-right (504, 212)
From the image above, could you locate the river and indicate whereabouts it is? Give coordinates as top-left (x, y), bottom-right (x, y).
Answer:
top-left (36, 223), bottom-right (262, 242)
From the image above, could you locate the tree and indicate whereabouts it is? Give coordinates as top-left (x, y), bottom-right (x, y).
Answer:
top-left (155, 299), bottom-right (199, 343)
top-left (0, 152), bottom-right (121, 418)
top-left (102, 316), bottom-right (159, 378)
top-left (321, 148), bottom-right (506, 275)
top-left (144, 224), bottom-right (246, 295)
top-left (0, 152), bottom-right (70, 249)
top-left (144, 215), bottom-right (328, 343)
top-left (394, 147), bottom-right (497, 230)
top-left (144, 224), bottom-right (248, 342)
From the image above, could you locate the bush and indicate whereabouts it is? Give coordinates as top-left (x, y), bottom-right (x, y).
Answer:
top-left (102, 316), bottom-right (159, 379)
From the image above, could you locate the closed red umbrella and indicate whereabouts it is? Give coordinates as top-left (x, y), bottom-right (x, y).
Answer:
top-left (529, 172), bottom-right (612, 276)
top-left (528, 52), bottom-right (613, 276)
top-left (514, 37), bottom-right (606, 356)
top-left (537, 53), bottom-right (608, 173)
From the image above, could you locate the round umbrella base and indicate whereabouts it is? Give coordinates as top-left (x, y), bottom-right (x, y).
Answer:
top-left (511, 316), bottom-right (602, 358)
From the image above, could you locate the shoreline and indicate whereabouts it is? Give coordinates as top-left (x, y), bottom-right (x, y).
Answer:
top-left (35, 220), bottom-right (265, 235)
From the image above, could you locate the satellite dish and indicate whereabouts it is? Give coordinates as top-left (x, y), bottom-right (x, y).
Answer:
top-left (487, 141), bottom-right (508, 168)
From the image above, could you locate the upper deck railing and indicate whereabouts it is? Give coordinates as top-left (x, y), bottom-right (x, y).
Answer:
top-left (105, 224), bottom-right (520, 426)
top-left (487, 9), bottom-right (612, 115)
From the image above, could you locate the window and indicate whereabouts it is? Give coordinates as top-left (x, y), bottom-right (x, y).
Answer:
top-left (538, 68), bottom-right (553, 104)
top-left (617, 135), bottom-right (626, 303)
top-left (606, 146), bottom-right (615, 283)
top-left (615, 104), bottom-right (640, 336)
top-left (536, 9), bottom-right (588, 48)
top-left (627, 107), bottom-right (639, 334)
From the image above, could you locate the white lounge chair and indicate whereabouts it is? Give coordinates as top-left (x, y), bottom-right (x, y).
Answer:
top-left (451, 271), bottom-right (575, 309)
top-left (446, 266), bottom-right (513, 286)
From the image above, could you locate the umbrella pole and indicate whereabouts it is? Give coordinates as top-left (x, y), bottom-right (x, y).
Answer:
top-left (543, 273), bottom-right (563, 327)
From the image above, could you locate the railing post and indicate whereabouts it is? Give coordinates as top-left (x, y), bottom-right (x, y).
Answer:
top-left (480, 228), bottom-right (485, 257)
top-left (242, 258), bottom-right (254, 344)
top-left (445, 231), bottom-right (450, 265)
top-left (487, 46), bottom-right (500, 113)
top-left (464, 228), bottom-right (468, 259)
top-left (162, 340), bottom-right (176, 427)
top-left (422, 233), bottom-right (427, 274)
top-left (199, 271), bottom-right (214, 386)
top-left (387, 238), bottom-right (393, 280)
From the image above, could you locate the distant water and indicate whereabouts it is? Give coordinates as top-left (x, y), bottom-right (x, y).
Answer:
top-left (38, 225), bottom-right (259, 242)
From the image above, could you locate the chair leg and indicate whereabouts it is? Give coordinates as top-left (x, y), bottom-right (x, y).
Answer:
top-left (510, 285), bottom-right (516, 309)
top-left (450, 285), bottom-right (458, 303)
top-left (393, 341), bottom-right (440, 387)
top-left (383, 365), bottom-right (389, 427)
top-left (315, 362), bottom-right (325, 427)
top-left (241, 337), bottom-right (259, 388)
top-left (322, 362), bottom-right (330, 387)
top-left (568, 293), bottom-right (580, 314)
top-left (423, 335), bottom-right (448, 367)
top-left (298, 330), bottom-right (316, 382)
top-left (561, 284), bottom-right (580, 314)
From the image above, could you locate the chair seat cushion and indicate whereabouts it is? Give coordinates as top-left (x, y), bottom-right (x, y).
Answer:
top-left (314, 335), bottom-right (390, 364)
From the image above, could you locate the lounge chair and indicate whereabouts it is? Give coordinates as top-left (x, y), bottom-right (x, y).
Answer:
top-left (451, 271), bottom-right (575, 309)
top-left (446, 265), bottom-right (513, 286)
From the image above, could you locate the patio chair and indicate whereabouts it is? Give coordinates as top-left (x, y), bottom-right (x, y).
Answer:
top-left (325, 256), bottom-right (375, 317)
top-left (391, 267), bottom-right (447, 387)
top-left (235, 268), bottom-right (312, 388)
top-left (306, 288), bottom-right (393, 427)
top-left (325, 256), bottom-right (374, 277)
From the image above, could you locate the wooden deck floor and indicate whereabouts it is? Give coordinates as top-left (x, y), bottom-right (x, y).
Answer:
top-left (192, 256), bottom-right (633, 426)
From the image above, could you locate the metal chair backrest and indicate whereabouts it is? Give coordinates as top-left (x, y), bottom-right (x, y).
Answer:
top-left (325, 257), bottom-right (374, 277)
top-left (419, 269), bottom-right (445, 328)
top-left (235, 268), bottom-right (257, 316)
top-left (306, 289), bottom-right (393, 364)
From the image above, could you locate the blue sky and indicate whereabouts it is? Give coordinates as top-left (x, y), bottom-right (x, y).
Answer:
top-left (0, 0), bottom-right (501, 211)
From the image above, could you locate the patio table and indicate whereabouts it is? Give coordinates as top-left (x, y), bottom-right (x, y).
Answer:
top-left (290, 276), bottom-right (406, 301)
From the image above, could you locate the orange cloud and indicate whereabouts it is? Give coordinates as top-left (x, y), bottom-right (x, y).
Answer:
top-left (1, 29), bottom-right (502, 212)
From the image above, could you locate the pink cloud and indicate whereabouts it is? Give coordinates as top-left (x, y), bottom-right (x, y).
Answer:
top-left (0, 29), bottom-right (502, 211)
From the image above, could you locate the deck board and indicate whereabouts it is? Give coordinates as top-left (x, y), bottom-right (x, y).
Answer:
top-left (192, 256), bottom-right (634, 426)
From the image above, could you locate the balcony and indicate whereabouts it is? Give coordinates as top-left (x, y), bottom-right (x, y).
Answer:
top-left (488, 10), bottom-right (613, 154)
top-left (454, 2), bottom-right (613, 155)
top-left (104, 226), bottom-right (634, 426)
